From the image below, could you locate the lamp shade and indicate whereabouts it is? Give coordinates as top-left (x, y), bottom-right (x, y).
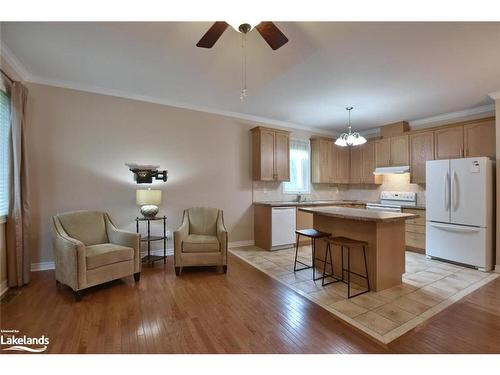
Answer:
top-left (136, 189), bottom-right (162, 206)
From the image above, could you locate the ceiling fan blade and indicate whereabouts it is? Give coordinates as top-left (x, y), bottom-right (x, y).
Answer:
top-left (255, 22), bottom-right (289, 50)
top-left (196, 22), bottom-right (229, 48)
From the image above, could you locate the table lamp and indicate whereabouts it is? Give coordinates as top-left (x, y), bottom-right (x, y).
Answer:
top-left (136, 188), bottom-right (162, 218)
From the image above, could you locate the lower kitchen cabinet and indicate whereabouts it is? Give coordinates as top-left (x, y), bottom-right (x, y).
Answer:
top-left (296, 206), bottom-right (314, 244)
top-left (403, 208), bottom-right (426, 253)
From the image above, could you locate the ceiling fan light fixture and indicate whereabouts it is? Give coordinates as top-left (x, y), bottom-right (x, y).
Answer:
top-left (334, 137), bottom-right (348, 147)
top-left (352, 135), bottom-right (367, 146)
top-left (335, 107), bottom-right (366, 147)
top-left (227, 21), bottom-right (259, 34)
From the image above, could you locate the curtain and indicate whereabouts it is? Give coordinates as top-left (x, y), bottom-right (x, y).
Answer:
top-left (6, 82), bottom-right (31, 287)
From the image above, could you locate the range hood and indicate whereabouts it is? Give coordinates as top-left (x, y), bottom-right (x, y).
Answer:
top-left (373, 166), bottom-right (410, 175)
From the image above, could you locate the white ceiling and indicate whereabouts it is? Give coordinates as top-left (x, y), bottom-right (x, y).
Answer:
top-left (1, 22), bottom-right (499, 132)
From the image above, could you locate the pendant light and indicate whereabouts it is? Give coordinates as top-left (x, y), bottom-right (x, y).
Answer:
top-left (335, 106), bottom-right (367, 147)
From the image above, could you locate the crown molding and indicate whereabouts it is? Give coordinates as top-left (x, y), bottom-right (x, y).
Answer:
top-left (408, 104), bottom-right (495, 128)
top-left (358, 103), bottom-right (496, 136)
top-left (0, 44), bottom-right (31, 81)
top-left (489, 90), bottom-right (500, 101)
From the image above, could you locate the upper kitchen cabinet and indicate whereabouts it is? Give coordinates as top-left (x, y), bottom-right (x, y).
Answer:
top-left (375, 135), bottom-right (409, 167)
top-left (349, 145), bottom-right (362, 184)
top-left (332, 145), bottom-right (350, 184)
top-left (311, 137), bottom-right (333, 183)
top-left (390, 135), bottom-right (409, 166)
top-left (251, 126), bottom-right (290, 181)
top-left (409, 131), bottom-right (434, 184)
top-left (464, 117), bottom-right (495, 158)
top-left (274, 131), bottom-right (290, 180)
top-left (375, 138), bottom-right (391, 167)
top-left (434, 125), bottom-right (464, 159)
top-left (361, 141), bottom-right (383, 184)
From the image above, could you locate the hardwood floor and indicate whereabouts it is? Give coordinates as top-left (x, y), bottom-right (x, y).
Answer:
top-left (1, 253), bottom-right (499, 353)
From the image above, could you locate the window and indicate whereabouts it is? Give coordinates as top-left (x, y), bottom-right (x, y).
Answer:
top-left (0, 89), bottom-right (10, 217)
top-left (283, 138), bottom-right (311, 194)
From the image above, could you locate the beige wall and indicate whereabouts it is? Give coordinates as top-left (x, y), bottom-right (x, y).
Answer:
top-left (25, 83), bottom-right (266, 263)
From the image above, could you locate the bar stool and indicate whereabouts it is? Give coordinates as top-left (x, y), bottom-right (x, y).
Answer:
top-left (293, 229), bottom-right (331, 281)
top-left (322, 236), bottom-right (370, 299)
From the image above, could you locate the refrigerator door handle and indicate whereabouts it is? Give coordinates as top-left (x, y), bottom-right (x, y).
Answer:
top-left (429, 222), bottom-right (481, 233)
top-left (452, 171), bottom-right (459, 211)
top-left (444, 171), bottom-right (450, 211)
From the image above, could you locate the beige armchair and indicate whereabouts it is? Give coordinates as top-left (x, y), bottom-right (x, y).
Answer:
top-left (51, 210), bottom-right (140, 301)
top-left (174, 207), bottom-right (228, 275)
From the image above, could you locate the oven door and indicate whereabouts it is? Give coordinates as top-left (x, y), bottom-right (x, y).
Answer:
top-left (366, 204), bottom-right (402, 212)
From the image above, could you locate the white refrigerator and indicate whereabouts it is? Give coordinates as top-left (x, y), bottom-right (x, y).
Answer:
top-left (426, 157), bottom-right (494, 271)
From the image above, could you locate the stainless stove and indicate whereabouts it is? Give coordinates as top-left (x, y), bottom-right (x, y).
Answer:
top-left (366, 191), bottom-right (417, 212)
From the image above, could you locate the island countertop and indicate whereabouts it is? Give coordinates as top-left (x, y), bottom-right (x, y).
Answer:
top-left (253, 200), bottom-right (426, 210)
top-left (298, 206), bottom-right (418, 223)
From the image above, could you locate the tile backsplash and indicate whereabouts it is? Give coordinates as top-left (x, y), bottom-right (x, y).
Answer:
top-left (252, 173), bottom-right (426, 206)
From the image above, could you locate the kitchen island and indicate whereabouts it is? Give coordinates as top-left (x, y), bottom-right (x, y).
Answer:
top-left (299, 206), bottom-right (418, 291)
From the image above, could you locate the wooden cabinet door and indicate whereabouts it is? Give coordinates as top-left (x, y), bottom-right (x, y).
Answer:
top-left (311, 138), bottom-right (333, 183)
top-left (409, 131), bottom-right (434, 184)
top-left (259, 130), bottom-right (276, 180)
top-left (375, 138), bottom-right (391, 167)
top-left (274, 131), bottom-right (290, 181)
top-left (332, 145), bottom-right (350, 184)
top-left (434, 125), bottom-right (464, 160)
top-left (361, 141), bottom-right (381, 184)
top-left (464, 119), bottom-right (495, 158)
top-left (349, 145), bottom-right (362, 184)
top-left (390, 135), bottom-right (409, 166)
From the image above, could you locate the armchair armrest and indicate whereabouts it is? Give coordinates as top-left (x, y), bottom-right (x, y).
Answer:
top-left (105, 214), bottom-right (141, 272)
top-left (216, 211), bottom-right (228, 254)
top-left (51, 217), bottom-right (86, 291)
top-left (174, 211), bottom-right (189, 266)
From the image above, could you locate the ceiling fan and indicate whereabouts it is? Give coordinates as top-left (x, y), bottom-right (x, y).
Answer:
top-left (196, 22), bottom-right (288, 50)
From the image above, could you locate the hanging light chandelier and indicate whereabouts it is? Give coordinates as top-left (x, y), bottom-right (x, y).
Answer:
top-left (334, 106), bottom-right (367, 147)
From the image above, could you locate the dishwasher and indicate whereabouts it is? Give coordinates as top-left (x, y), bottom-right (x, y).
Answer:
top-left (271, 207), bottom-right (297, 249)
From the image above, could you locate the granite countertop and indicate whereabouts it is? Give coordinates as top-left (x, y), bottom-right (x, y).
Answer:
top-left (253, 200), bottom-right (426, 210)
top-left (298, 206), bottom-right (418, 223)
top-left (252, 200), bottom-right (370, 207)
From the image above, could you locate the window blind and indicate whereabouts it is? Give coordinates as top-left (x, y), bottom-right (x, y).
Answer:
top-left (283, 138), bottom-right (311, 194)
top-left (0, 90), bottom-right (10, 216)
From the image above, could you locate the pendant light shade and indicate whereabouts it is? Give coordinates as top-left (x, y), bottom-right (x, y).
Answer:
top-left (335, 107), bottom-right (367, 147)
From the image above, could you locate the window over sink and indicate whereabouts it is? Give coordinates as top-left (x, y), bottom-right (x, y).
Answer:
top-left (283, 138), bottom-right (310, 194)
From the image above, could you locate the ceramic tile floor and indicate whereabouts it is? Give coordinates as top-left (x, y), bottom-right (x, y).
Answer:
top-left (230, 245), bottom-right (499, 344)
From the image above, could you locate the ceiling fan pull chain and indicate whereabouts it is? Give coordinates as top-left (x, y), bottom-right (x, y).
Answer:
top-left (240, 33), bottom-right (247, 101)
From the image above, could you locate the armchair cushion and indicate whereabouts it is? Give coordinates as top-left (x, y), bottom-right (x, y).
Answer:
top-left (187, 207), bottom-right (219, 235)
top-left (57, 210), bottom-right (108, 246)
top-left (86, 243), bottom-right (134, 270)
top-left (182, 234), bottom-right (220, 253)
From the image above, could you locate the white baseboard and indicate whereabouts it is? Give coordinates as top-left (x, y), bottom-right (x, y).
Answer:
top-left (495, 265), bottom-right (500, 273)
top-left (31, 261), bottom-right (55, 272)
top-left (0, 280), bottom-right (8, 297)
top-left (228, 240), bottom-right (255, 248)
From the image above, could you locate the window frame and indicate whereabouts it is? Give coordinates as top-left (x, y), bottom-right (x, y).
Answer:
top-left (282, 138), bottom-right (311, 195)
top-left (0, 87), bottom-right (10, 221)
